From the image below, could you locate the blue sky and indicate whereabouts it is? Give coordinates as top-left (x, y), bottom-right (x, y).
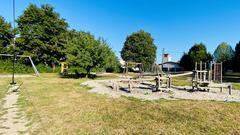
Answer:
top-left (1, 0), bottom-right (240, 62)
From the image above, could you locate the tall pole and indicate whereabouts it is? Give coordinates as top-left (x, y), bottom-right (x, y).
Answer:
top-left (11, 0), bottom-right (16, 85)
top-left (162, 48), bottom-right (165, 64)
top-left (161, 48), bottom-right (165, 71)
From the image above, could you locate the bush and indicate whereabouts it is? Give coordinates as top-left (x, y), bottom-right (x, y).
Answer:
top-left (0, 59), bottom-right (33, 74)
top-left (0, 59), bottom-right (61, 74)
top-left (36, 64), bottom-right (60, 73)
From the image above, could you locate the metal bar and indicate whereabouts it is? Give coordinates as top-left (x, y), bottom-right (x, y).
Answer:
top-left (11, 0), bottom-right (16, 85)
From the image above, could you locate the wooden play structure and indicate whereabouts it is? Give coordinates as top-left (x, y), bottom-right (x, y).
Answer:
top-left (122, 61), bottom-right (143, 78)
top-left (109, 60), bottom-right (232, 95)
top-left (192, 61), bottom-right (232, 94)
top-left (60, 62), bottom-right (68, 74)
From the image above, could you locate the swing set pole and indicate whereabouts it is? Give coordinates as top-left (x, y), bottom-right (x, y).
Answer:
top-left (10, 0), bottom-right (16, 85)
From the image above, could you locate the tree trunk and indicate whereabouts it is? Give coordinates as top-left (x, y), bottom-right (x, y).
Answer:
top-left (52, 62), bottom-right (56, 72)
top-left (86, 68), bottom-right (91, 78)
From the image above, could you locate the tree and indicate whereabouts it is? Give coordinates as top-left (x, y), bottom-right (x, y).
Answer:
top-left (234, 41), bottom-right (240, 72)
top-left (121, 30), bottom-right (157, 70)
top-left (180, 53), bottom-right (193, 71)
top-left (0, 16), bottom-right (14, 54)
top-left (213, 42), bottom-right (234, 71)
top-left (188, 43), bottom-right (212, 63)
top-left (66, 31), bottom-right (119, 76)
top-left (180, 43), bottom-right (212, 70)
top-left (16, 4), bottom-right (68, 66)
top-left (102, 42), bottom-right (120, 73)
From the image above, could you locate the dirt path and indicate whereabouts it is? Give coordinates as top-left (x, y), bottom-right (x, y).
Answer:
top-left (0, 75), bottom-right (33, 78)
top-left (0, 89), bottom-right (28, 134)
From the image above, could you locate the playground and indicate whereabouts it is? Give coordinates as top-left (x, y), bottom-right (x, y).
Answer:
top-left (1, 73), bottom-right (240, 134)
top-left (0, 1), bottom-right (240, 134)
top-left (80, 61), bottom-right (240, 102)
top-left (0, 58), bottom-right (240, 134)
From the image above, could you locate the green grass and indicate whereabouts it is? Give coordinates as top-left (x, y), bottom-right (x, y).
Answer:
top-left (233, 83), bottom-right (240, 90)
top-left (223, 72), bottom-right (240, 90)
top-left (0, 78), bottom-right (9, 119)
top-left (172, 75), bottom-right (192, 86)
top-left (1, 73), bottom-right (237, 134)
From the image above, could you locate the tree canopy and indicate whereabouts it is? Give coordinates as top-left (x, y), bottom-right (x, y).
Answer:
top-left (179, 53), bottom-right (193, 71)
top-left (66, 31), bottom-right (119, 75)
top-left (0, 16), bottom-right (14, 54)
top-left (213, 42), bottom-right (234, 71)
top-left (234, 41), bottom-right (240, 72)
top-left (121, 30), bottom-right (157, 70)
top-left (213, 42), bottom-right (234, 63)
top-left (16, 4), bottom-right (68, 66)
top-left (180, 43), bottom-right (212, 70)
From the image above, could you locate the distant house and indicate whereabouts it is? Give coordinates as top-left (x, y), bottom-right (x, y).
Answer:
top-left (159, 62), bottom-right (183, 72)
top-left (163, 53), bottom-right (171, 63)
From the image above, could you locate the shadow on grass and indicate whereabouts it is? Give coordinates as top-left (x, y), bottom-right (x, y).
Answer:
top-left (59, 73), bottom-right (96, 79)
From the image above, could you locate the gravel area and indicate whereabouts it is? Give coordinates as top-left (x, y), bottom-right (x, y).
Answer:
top-left (81, 80), bottom-right (240, 102)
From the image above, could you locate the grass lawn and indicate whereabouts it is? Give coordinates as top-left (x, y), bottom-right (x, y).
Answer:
top-left (172, 75), bottom-right (192, 86)
top-left (223, 72), bottom-right (240, 90)
top-left (0, 73), bottom-right (238, 134)
top-left (233, 83), bottom-right (240, 90)
top-left (0, 77), bottom-right (9, 117)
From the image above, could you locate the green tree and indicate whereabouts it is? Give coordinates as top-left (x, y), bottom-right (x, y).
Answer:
top-left (180, 43), bottom-right (212, 70)
top-left (66, 31), bottom-right (119, 76)
top-left (179, 53), bottom-right (193, 71)
top-left (234, 41), bottom-right (240, 72)
top-left (213, 42), bottom-right (234, 71)
top-left (188, 43), bottom-right (212, 63)
top-left (101, 41), bottom-right (120, 73)
top-left (0, 16), bottom-right (14, 54)
top-left (16, 4), bottom-right (68, 66)
top-left (121, 30), bottom-right (157, 70)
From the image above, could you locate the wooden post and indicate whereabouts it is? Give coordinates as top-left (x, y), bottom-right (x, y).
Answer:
top-left (220, 87), bottom-right (223, 93)
top-left (203, 63), bottom-right (207, 81)
top-left (220, 62), bottom-right (223, 84)
top-left (200, 61), bottom-right (202, 81)
top-left (209, 61), bottom-right (212, 82)
top-left (195, 62), bottom-right (197, 81)
top-left (213, 64), bottom-right (216, 81)
top-left (155, 77), bottom-right (160, 91)
top-left (126, 62), bottom-right (128, 76)
top-left (195, 62), bottom-right (197, 71)
top-left (128, 80), bottom-right (132, 92)
top-left (228, 85), bottom-right (232, 95)
top-left (168, 77), bottom-right (171, 89)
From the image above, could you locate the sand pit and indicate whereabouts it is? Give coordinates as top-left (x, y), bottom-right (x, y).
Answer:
top-left (81, 80), bottom-right (240, 102)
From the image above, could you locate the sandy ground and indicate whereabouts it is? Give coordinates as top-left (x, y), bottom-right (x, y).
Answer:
top-left (0, 87), bottom-right (29, 135)
top-left (82, 80), bottom-right (240, 102)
